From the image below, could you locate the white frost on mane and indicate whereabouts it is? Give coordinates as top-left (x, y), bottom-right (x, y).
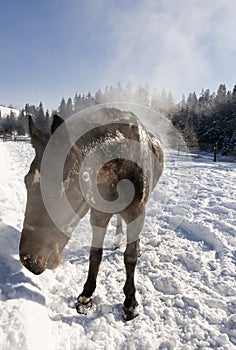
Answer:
top-left (32, 169), bottom-right (41, 184)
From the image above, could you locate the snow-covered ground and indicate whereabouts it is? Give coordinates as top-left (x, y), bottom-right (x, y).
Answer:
top-left (0, 141), bottom-right (235, 350)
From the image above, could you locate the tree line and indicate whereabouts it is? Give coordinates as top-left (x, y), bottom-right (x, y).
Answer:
top-left (57, 83), bottom-right (174, 119)
top-left (1, 82), bottom-right (236, 155)
top-left (0, 83), bottom-right (174, 134)
top-left (171, 83), bottom-right (236, 155)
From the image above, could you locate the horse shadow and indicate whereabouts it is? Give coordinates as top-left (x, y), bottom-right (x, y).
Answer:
top-left (0, 222), bottom-right (45, 305)
top-left (50, 300), bottom-right (124, 325)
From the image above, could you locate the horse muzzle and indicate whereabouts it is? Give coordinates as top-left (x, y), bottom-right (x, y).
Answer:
top-left (19, 225), bottom-right (66, 274)
top-left (20, 254), bottom-right (47, 275)
top-left (20, 251), bottom-right (61, 275)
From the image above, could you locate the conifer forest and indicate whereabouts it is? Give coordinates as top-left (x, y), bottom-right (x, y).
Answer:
top-left (1, 82), bottom-right (236, 156)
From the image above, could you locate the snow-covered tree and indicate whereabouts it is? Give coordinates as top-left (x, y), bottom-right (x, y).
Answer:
top-left (58, 97), bottom-right (67, 119)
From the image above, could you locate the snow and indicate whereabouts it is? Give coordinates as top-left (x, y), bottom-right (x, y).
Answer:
top-left (0, 141), bottom-right (235, 350)
top-left (0, 105), bottom-right (20, 118)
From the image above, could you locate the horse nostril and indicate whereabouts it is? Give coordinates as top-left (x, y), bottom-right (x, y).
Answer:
top-left (20, 254), bottom-right (46, 275)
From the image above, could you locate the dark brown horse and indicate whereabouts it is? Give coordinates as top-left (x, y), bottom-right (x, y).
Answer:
top-left (19, 107), bottom-right (163, 320)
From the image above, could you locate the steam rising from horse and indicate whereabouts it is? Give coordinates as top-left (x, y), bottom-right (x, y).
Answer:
top-left (19, 107), bottom-right (163, 320)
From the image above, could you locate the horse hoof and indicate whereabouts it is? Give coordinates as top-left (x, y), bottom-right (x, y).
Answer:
top-left (123, 304), bottom-right (139, 321)
top-left (76, 296), bottom-right (92, 315)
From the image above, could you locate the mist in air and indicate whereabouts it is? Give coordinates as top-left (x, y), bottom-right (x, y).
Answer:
top-left (75, 0), bottom-right (236, 103)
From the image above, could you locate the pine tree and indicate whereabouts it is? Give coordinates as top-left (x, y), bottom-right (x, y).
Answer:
top-left (2, 111), bottom-right (17, 134)
top-left (66, 97), bottom-right (73, 118)
top-left (216, 84), bottom-right (227, 104)
top-left (25, 103), bottom-right (37, 117)
top-left (35, 102), bottom-right (47, 132)
top-left (45, 110), bottom-right (50, 130)
top-left (166, 92), bottom-right (175, 112)
top-left (58, 97), bottom-right (67, 119)
top-left (17, 110), bottom-right (27, 135)
top-left (95, 89), bottom-right (103, 104)
top-left (103, 86), bottom-right (115, 103)
top-left (86, 92), bottom-right (95, 107)
top-left (74, 93), bottom-right (82, 112)
top-left (116, 82), bottom-right (124, 101)
top-left (151, 89), bottom-right (160, 112)
top-left (135, 84), bottom-right (149, 106)
top-left (123, 81), bottom-right (133, 102)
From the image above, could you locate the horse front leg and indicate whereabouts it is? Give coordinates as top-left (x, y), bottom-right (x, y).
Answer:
top-left (123, 240), bottom-right (140, 320)
top-left (76, 246), bottom-right (103, 314)
top-left (76, 209), bottom-right (112, 314)
top-left (122, 211), bottom-right (145, 321)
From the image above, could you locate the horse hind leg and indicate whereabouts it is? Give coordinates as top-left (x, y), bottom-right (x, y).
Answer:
top-left (76, 209), bottom-right (112, 315)
top-left (113, 214), bottom-right (124, 250)
top-left (113, 214), bottom-right (142, 254)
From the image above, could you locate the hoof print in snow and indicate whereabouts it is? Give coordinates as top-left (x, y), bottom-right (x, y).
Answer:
top-left (76, 297), bottom-right (92, 315)
top-left (123, 304), bottom-right (139, 321)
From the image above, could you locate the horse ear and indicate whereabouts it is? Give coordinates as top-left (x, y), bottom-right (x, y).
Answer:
top-left (28, 115), bottom-right (39, 136)
top-left (51, 115), bottom-right (64, 134)
top-left (28, 115), bottom-right (44, 149)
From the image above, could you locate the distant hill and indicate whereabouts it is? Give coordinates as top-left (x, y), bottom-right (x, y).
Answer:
top-left (0, 105), bottom-right (20, 118)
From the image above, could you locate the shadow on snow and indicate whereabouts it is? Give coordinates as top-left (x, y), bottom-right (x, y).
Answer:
top-left (0, 222), bottom-right (45, 305)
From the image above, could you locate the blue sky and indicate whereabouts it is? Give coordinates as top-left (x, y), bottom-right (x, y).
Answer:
top-left (1, 0), bottom-right (236, 111)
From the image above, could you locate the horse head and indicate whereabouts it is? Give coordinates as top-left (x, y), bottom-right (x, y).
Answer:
top-left (19, 115), bottom-right (79, 274)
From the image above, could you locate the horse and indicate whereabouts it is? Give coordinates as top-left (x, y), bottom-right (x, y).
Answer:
top-left (19, 107), bottom-right (164, 320)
